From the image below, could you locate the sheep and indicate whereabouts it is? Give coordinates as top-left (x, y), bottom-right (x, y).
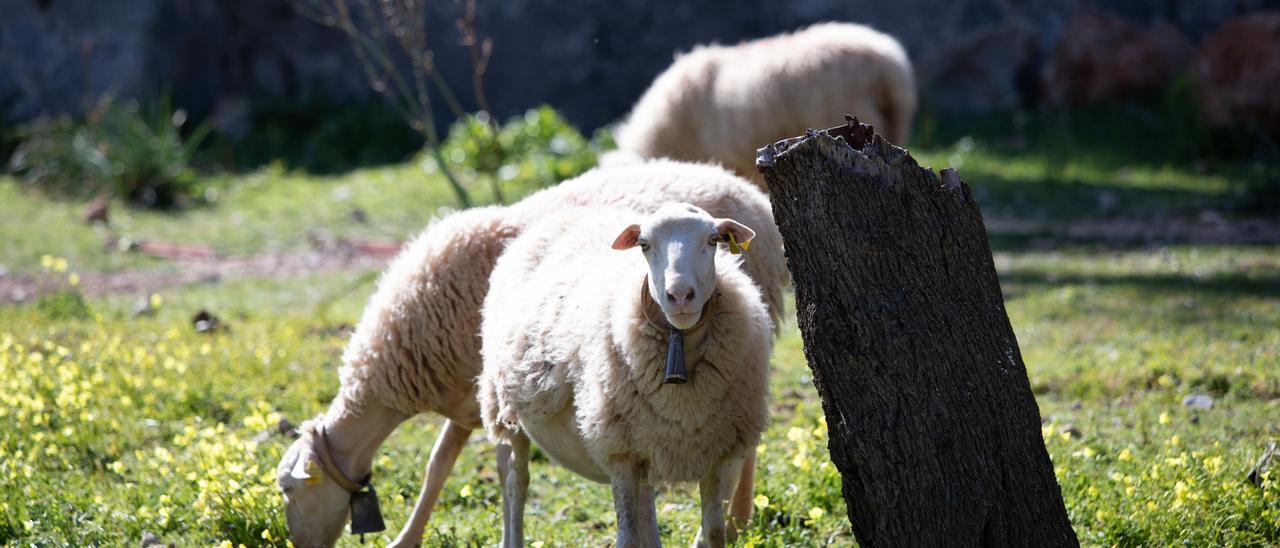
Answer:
top-left (276, 159), bottom-right (785, 548)
top-left (614, 22), bottom-right (917, 189)
top-left (479, 203), bottom-right (772, 547)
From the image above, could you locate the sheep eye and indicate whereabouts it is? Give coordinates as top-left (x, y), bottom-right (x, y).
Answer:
top-left (638, 239), bottom-right (649, 251)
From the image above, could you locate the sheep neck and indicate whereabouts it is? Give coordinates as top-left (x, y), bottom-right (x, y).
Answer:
top-left (319, 400), bottom-right (407, 483)
top-left (639, 276), bottom-right (716, 360)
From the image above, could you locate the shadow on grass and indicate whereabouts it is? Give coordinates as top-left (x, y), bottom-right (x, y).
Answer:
top-left (966, 173), bottom-right (1226, 220)
top-left (999, 269), bottom-right (1280, 299)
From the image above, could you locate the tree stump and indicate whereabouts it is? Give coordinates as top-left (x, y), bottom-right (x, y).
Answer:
top-left (756, 118), bottom-right (1077, 547)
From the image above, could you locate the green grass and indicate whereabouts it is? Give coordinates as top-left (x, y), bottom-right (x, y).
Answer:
top-left (1, 111), bottom-right (1278, 545)
top-left (2, 244), bottom-right (1276, 546)
top-left (0, 161), bottom-right (506, 276)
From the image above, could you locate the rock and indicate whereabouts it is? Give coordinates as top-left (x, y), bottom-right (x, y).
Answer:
top-left (1044, 11), bottom-right (1192, 105)
top-left (131, 297), bottom-right (154, 318)
top-left (192, 309), bottom-right (223, 333)
top-left (1193, 12), bottom-right (1280, 134)
top-left (140, 531), bottom-right (165, 547)
top-left (83, 195), bottom-right (110, 225)
top-left (1247, 441), bottom-right (1279, 487)
top-left (349, 207), bottom-right (368, 224)
top-left (1182, 393), bottom-right (1215, 410)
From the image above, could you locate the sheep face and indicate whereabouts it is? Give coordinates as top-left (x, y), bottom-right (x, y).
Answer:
top-left (276, 435), bottom-right (351, 547)
top-left (612, 203), bottom-right (755, 329)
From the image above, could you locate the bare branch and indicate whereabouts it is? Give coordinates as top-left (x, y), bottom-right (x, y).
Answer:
top-left (289, 0), bottom-right (472, 207)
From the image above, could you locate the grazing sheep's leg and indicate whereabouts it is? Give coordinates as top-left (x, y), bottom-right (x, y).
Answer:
top-left (497, 434), bottom-right (531, 548)
top-left (693, 462), bottom-right (729, 548)
top-left (389, 420), bottom-right (472, 548)
top-left (610, 460), bottom-right (653, 548)
top-left (727, 449), bottom-right (757, 538)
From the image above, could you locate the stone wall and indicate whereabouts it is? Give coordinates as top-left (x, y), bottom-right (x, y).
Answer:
top-left (1, 0), bottom-right (1272, 130)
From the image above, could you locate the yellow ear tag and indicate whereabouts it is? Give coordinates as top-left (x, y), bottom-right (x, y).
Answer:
top-left (305, 460), bottom-right (325, 485)
top-left (727, 233), bottom-right (750, 255)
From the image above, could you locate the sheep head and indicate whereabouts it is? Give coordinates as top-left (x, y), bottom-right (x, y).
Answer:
top-left (612, 203), bottom-right (755, 330)
top-left (276, 428), bottom-right (352, 547)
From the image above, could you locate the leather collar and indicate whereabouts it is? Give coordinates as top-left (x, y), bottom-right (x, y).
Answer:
top-left (309, 423), bottom-right (369, 493)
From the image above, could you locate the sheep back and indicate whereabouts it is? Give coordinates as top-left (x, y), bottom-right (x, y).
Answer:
top-left (337, 206), bottom-right (521, 427)
top-left (615, 22), bottom-right (917, 185)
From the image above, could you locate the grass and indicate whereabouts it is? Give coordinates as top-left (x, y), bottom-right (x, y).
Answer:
top-left (1, 110), bottom-right (1278, 545)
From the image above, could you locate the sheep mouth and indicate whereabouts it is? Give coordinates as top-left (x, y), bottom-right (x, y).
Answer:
top-left (666, 311), bottom-right (701, 329)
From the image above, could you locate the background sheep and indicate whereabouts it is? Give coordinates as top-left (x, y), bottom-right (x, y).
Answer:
top-left (276, 159), bottom-right (785, 547)
top-left (479, 204), bottom-right (772, 547)
top-left (614, 22), bottom-right (917, 188)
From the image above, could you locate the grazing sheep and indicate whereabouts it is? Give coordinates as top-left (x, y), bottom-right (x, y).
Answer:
top-left (615, 22), bottom-right (917, 188)
top-left (276, 160), bottom-right (784, 547)
top-left (479, 204), bottom-right (772, 548)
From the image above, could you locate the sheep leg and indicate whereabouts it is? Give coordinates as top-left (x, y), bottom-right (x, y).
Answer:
top-left (497, 434), bottom-right (531, 548)
top-left (693, 462), bottom-right (729, 548)
top-left (727, 449), bottom-right (757, 538)
top-left (388, 419), bottom-right (472, 548)
top-left (637, 479), bottom-right (661, 547)
top-left (610, 460), bottom-right (656, 548)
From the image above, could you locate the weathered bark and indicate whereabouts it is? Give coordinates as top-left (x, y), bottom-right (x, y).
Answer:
top-left (756, 118), bottom-right (1077, 547)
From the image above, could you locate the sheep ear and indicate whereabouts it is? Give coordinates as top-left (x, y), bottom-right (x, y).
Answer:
top-left (290, 450), bottom-right (324, 485)
top-left (716, 219), bottom-right (755, 248)
top-left (612, 224), bottom-right (642, 250)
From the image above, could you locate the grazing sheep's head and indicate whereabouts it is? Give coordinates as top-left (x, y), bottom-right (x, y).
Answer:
top-left (276, 430), bottom-right (351, 548)
top-left (612, 203), bottom-right (755, 329)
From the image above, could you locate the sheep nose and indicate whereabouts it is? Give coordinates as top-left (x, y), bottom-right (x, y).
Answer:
top-left (666, 287), bottom-right (696, 306)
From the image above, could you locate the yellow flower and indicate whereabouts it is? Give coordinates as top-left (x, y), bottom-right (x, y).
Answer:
top-left (808, 507), bottom-right (825, 520)
top-left (1118, 448), bottom-right (1133, 462)
top-left (150, 293), bottom-right (164, 309)
top-left (41, 255), bottom-right (54, 269)
top-left (1158, 412), bottom-right (1171, 425)
top-left (753, 494), bottom-right (769, 509)
top-left (1169, 435), bottom-right (1180, 447)
top-left (261, 529), bottom-right (274, 541)
top-left (1072, 446), bottom-right (1097, 459)
top-left (792, 453), bottom-right (810, 470)
top-left (68, 273), bottom-right (80, 286)
top-left (787, 426), bottom-right (806, 443)
top-left (460, 484), bottom-right (472, 498)
top-left (1146, 501), bottom-right (1157, 510)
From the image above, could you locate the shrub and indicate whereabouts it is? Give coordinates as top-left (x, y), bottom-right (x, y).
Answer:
top-left (218, 94), bottom-right (420, 174)
top-left (440, 106), bottom-right (608, 199)
top-left (7, 96), bottom-right (211, 208)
